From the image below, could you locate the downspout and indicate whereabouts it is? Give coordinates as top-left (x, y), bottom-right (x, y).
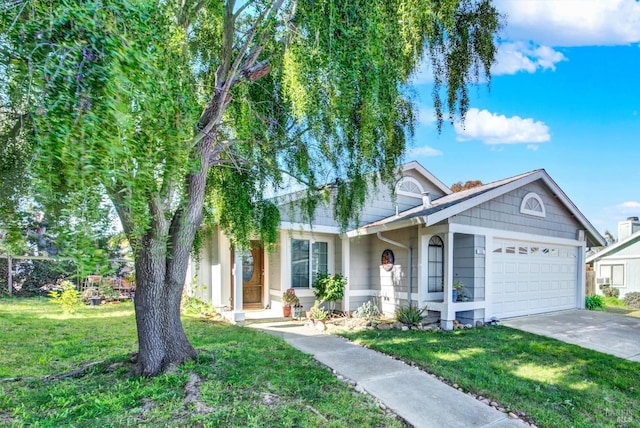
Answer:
top-left (376, 232), bottom-right (413, 306)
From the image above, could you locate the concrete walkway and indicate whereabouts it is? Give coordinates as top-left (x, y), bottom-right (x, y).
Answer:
top-left (502, 309), bottom-right (640, 362)
top-left (250, 322), bottom-right (529, 428)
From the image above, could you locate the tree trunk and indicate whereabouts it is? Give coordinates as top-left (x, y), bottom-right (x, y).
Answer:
top-left (133, 237), bottom-right (197, 377)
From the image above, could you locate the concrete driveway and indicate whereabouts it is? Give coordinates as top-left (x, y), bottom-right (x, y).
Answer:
top-left (502, 310), bottom-right (640, 362)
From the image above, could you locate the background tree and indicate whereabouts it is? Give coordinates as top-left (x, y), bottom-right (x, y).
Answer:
top-left (1, 0), bottom-right (502, 376)
top-left (451, 179), bottom-right (484, 192)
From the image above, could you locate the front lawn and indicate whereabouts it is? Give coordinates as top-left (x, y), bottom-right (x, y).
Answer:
top-left (0, 298), bottom-right (402, 427)
top-left (339, 326), bottom-right (640, 428)
top-left (603, 296), bottom-right (640, 318)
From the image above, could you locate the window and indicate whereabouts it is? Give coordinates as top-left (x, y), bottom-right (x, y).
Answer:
top-left (520, 192), bottom-right (546, 217)
top-left (291, 239), bottom-right (328, 288)
top-left (396, 176), bottom-right (424, 198)
top-left (428, 236), bottom-right (444, 292)
top-left (599, 264), bottom-right (625, 287)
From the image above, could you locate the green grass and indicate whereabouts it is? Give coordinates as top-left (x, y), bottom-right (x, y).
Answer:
top-left (0, 298), bottom-right (402, 427)
top-left (339, 326), bottom-right (640, 428)
top-left (603, 296), bottom-right (640, 318)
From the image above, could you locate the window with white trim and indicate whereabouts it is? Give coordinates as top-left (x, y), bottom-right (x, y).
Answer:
top-left (396, 176), bottom-right (424, 198)
top-left (428, 236), bottom-right (444, 292)
top-left (291, 239), bottom-right (328, 288)
top-left (520, 192), bottom-right (546, 217)
top-left (599, 264), bottom-right (625, 287)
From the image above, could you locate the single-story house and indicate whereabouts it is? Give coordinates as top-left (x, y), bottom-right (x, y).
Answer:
top-left (586, 217), bottom-right (640, 299)
top-left (186, 161), bottom-right (605, 329)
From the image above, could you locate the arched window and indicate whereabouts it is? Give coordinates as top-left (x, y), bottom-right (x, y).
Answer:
top-left (428, 236), bottom-right (444, 292)
top-left (520, 192), bottom-right (546, 218)
top-left (396, 176), bottom-right (424, 198)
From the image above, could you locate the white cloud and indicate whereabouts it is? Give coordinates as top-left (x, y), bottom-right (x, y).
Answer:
top-left (410, 60), bottom-right (434, 85)
top-left (455, 108), bottom-right (550, 145)
top-left (617, 201), bottom-right (640, 212)
top-left (495, 0), bottom-right (640, 47)
top-left (407, 145), bottom-right (443, 157)
top-left (417, 106), bottom-right (437, 125)
top-left (527, 144), bottom-right (539, 151)
top-left (492, 42), bottom-right (567, 75)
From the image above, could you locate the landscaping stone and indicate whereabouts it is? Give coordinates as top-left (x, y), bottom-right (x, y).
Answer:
top-left (476, 320), bottom-right (485, 327)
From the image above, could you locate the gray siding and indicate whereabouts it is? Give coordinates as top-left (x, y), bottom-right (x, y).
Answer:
top-left (610, 240), bottom-right (640, 258)
top-left (278, 167), bottom-right (448, 228)
top-left (452, 234), bottom-right (485, 301)
top-left (349, 235), bottom-right (374, 291)
top-left (451, 181), bottom-right (581, 240)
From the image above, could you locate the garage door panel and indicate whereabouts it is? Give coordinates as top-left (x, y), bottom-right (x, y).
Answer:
top-left (492, 239), bottom-right (579, 319)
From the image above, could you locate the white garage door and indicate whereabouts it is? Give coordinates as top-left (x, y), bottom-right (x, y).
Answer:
top-left (492, 239), bottom-right (579, 319)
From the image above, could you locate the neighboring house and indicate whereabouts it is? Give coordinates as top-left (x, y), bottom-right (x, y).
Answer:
top-left (586, 217), bottom-right (640, 299)
top-left (186, 161), bottom-right (605, 329)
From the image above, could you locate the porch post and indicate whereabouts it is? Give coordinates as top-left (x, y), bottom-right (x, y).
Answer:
top-left (232, 248), bottom-right (245, 322)
top-left (341, 235), bottom-right (350, 312)
top-left (441, 231), bottom-right (455, 330)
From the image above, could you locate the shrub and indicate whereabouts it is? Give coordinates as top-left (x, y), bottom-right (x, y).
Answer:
top-left (181, 295), bottom-right (217, 317)
top-left (48, 280), bottom-right (83, 313)
top-left (395, 304), bottom-right (428, 326)
top-left (623, 292), bottom-right (640, 309)
top-left (585, 295), bottom-right (604, 310)
top-left (353, 300), bottom-right (381, 320)
top-left (312, 273), bottom-right (346, 304)
top-left (599, 284), bottom-right (620, 298)
top-left (309, 300), bottom-right (329, 321)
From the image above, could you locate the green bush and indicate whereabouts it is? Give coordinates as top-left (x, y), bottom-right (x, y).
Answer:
top-left (623, 292), bottom-right (640, 309)
top-left (585, 295), bottom-right (604, 310)
top-left (353, 300), bottom-right (381, 319)
top-left (48, 280), bottom-right (83, 313)
top-left (395, 304), bottom-right (428, 326)
top-left (312, 273), bottom-right (346, 303)
top-left (309, 300), bottom-right (329, 321)
top-left (599, 284), bottom-right (620, 298)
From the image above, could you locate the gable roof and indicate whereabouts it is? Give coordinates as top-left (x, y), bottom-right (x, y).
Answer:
top-left (586, 229), bottom-right (640, 263)
top-left (347, 169), bottom-right (606, 248)
top-left (274, 160), bottom-right (451, 205)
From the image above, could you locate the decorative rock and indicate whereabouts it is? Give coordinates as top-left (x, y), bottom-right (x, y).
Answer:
top-left (498, 407), bottom-right (505, 412)
top-left (401, 326), bottom-right (409, 331)
top-left (464, 324), bottom-right (473, 329)
top-left (490, 401), bottom-right (498, 407)
top-left (481, 398), bottom-right (490, 405)
top-left (315, 322), bottom-right (326, 332)
top-left (355, 384), bottom-right (366, 394)
top-left (348, 380), bottom-right (357, 386)
top-left (452, 384), bottom-right (458, 389)
top-left (476, 320), bottom-right (484, 327)
top-left (508, 412), bottom-right (518, 419)
top-left (379, 403), bottom-right (386, 410)
top-left (377, 323), bottom-right (391, 330)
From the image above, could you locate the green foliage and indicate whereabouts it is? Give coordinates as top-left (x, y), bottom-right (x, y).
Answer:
top-left (353, 300), bottom-right (381, 320)
top-left (623, 292), bottom-right (640, 309)
top-left (585, 295), bottom-right (604, 310)
top-left (395, 304), bottom-right (428, 326)
top-left (282, 288), bottom-right (300, 306)
top-left (0, 299), bottom-right (400, 427)
top-left (181, 295), bottom-right (217, 317)
top-left (309, 300), bottom-right (330, 321)
top-left (312, 273), bottom-right (346, 303)
top-left (48, 281), bottom-right (83, 313)
top-left (340, 327), bottom-right (640, 428)
top-left (600, 284), bottom-right (620, 298)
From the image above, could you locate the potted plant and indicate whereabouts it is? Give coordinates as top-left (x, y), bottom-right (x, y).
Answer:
top-left (453, 281), bottom-right (464, 302)
top-left (282, 288), bottom-right (299, 317)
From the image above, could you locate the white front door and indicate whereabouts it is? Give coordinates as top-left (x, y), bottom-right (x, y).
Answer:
top-left (491, 239), bottom-right (579, 319)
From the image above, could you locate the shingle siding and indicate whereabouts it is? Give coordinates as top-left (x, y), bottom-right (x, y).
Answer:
top-left (451, 181), bottom-right (581, 239)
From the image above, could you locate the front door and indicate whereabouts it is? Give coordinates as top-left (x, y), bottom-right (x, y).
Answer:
top-left (241, 241), bottom-right (263, 309)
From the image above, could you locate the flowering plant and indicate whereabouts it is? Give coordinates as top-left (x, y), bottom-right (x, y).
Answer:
top-left (282, 288), bottom-right (300, 306)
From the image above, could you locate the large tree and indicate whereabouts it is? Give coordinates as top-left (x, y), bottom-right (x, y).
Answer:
top-left (1, 0), bottom-right (501, 376)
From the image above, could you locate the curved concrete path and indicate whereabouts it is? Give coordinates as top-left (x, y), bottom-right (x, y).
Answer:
top-left (502, 309), bottom-right (640, 362)
top-left (250, 322), bottom-right (528, 428)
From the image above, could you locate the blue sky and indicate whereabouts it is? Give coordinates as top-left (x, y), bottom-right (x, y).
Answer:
top-left (407, 0), bottom-right (640, 239)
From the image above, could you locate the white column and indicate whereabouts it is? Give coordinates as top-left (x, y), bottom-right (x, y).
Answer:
top-left (341, 235), bottom-right (350, 311)
top-left (577, 243), bottom-right (587, 308)
top-left (232, 248), bottom-right (245, 322)
top-left (442, 231), bottom-right (455, 329)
